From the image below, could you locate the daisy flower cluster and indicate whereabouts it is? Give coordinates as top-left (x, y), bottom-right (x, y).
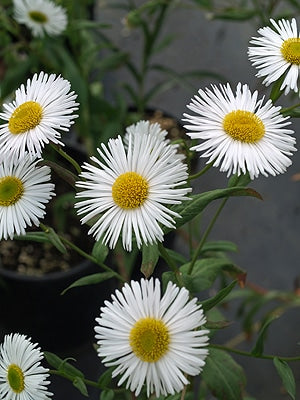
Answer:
top-left (0, 71), bottom-right (78, 241)
top-left (0, 10), bottom-right (300, 400)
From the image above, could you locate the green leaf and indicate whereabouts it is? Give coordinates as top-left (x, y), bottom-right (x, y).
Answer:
top-left (73, 377), bottom-right (88, 397)
top-left (205, 320), bottom-right (232, 329)
top-left (201, 240), bottom-right (238, 254)
top-left (251, 314), bottom-right (279, 356)
top-left (166, 186), bottom-right (262, 233)
top-left (270, 74), bottom-right (285, 103)
top-left (201, 280), bottom-right (237, 312)
top-left (39, 160), bottom-right (78, 188)
top-left (92, 240), bottom-right (109, 263)
top-left (180, 258), bottom-right (237, 293)
top-left (44, 352), bottom-right (84, 379)
top-left (273, 357), bottom-right (296, 400)
top-left (14, 232), bottom-right (50, 243)
top-left (141, 243), bottom-right (159, 278)
top-left (100, 389), bottom-right (115, 400)
top-left (61, 272), bottom-right (116, 295)
top-left (41, 226), bottom-right (67, 254)
top-left (212, 8), bottom-right (257, 21)
top-left (202, 348), bottom-right (246, 400)
top-left (98, 367), bottom-right (114, 389)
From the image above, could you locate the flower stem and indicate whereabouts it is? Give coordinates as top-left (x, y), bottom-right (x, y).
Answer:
top-left (210, 343), bottom-right (300, 362)
top-left (188, 161), bottom-right (214, 181)
top-left (59, 235), bottom-right (126, 282)
top-left (50, 143), bottom-right (82, 175)
top-left (49, 369), bottom-right (100, 388)
top-left (158, 242), bottom-right (182, 285)
top-left (188, 197), bottom-right (228, 275)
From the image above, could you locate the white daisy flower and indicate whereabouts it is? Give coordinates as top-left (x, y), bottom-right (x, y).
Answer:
top-left (0, 71), bottom-right (78, 160)
top-left (248, 18), bottom-right (300, 95)
top-left (124, 120), bottom-right (185, 161)
top-left (95, 278), bottom-right (209, 398)
top-left (183, 82), bottom-right (296, 179)
top-left (0, 154), bottom-right (55, 240)
top-left (75, 130), bottom-right (191, 251)
top-left (0, 333), bottom-right (52, 400)
top-left (13, 0), bottom-right (68, 37)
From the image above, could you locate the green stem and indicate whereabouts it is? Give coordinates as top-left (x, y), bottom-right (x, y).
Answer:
top-left (59, 235), bottom-right (126, 283)
top-left (158, 242), bottom-right (182, 285)
top-left (188, 161), bottom-right (214, 181)
top-left (281, 102), bottom-right (300, 115)
top-left (188, 197), bottom-right (228, 275)
top-left (210, 343), bottom-right (300, 362)
top-left (49, 369), bottom-right (100, 388)
top-left (50, 143), bottom-right (82, 175)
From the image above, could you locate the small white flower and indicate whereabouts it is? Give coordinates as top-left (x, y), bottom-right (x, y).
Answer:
top-left (0, 71), bottom-right (79, 160)
top-left (248, 18), bottom-right (300, 95)
top-left (95, 278), bottom-right (209, 397)
top-left (183, 82), bottom-right (296, 179)
top-left (0, 155), bottom-right (55, 240)
top-left (0, 333), bottom-right (52, 400)
top-left (13, 0), bottom-right (68, 37)
top-left (75, 129), bottom-right (191, 251)
top-left (124, 120), bottom-right (185, 161)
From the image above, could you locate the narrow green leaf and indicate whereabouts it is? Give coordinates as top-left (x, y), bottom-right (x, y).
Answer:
top-left (251, 314), bottom-right (279, 356)
top-left (100, 389), bottom-right (115, 400)
top-left (44, 352), bottom-right (84, 379)
top-left (213, 8), bottom-right (257, 21)
top-left (201, 280), bottom-right (237, 312)
top-left (14, 232), bottom-right (50, 243)
top-left (166, 186), bottom-right (262, 233)
top-left (273, 357), bottom-right (296, 400)
top-left (98, 367), bottom-right (114, 389)
top-left (61, 272), bottom-right (116, 295)
top-left (202, 348), bottom-right (246, 400)
top-left (73, 377), bottom-right (88, 397)
top-left (39, 160), bottom-right (77, 188)
top-left (42, 226), bottom-right (67, 254)
top-left (141, 243), bottom-right (159, 278)
top-left (180, 258), bottom-right (237, 293)
top-left (92, 240), bottom-right (109, 263)
top-left (270, 74), bottom-right (285, 103)
top-left (200, 240), bottom-right (238, 254)
top-left (205, 320), bottom-right (232, 329)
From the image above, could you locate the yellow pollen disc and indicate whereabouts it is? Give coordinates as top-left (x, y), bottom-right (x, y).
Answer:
top-left (222, 110), bottom-right (265, 143)
top-left (0, 176), bottom-right (24, 206)
top-left (7, 364), bottom-right (25, 393)
top-left (129, 317), bottom-right (170, 362)
top-left (29, 10), bottom-right (48, 23)
top-left (8, 101), bottom-right (43, 135)
top-left (281, 38), bottom-right (300, 65)
top-left (112, 171), bottom-right (149, 209)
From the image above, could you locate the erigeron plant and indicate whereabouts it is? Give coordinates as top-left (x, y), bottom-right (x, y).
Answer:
top-left (1, 1), bottom-right (300, 399)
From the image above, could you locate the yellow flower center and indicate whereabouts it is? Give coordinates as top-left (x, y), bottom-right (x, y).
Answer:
top-left (129, 317), bottom-right (170, 362)
top-left (112, 171), bottom-right (149, 209)
top-left (0, 176), bottom-right (24, 206)
top-left (29, 10), bottom-right (48, 23)
top-left (281, 38), bottom-right (300, 65)
top-left (7, 364), bottom-right (25, 393)
top-left (223, 110), bottom-right (265, 143)
top-left (8, 101), bottom-right (43, 135)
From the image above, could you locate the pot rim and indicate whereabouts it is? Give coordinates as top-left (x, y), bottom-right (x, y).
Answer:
top-left (0, 258), bottom-right (92, 282)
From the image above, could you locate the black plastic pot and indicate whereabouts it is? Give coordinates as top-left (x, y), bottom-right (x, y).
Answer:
top-left (0, 258), bottom-right (113, 353)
